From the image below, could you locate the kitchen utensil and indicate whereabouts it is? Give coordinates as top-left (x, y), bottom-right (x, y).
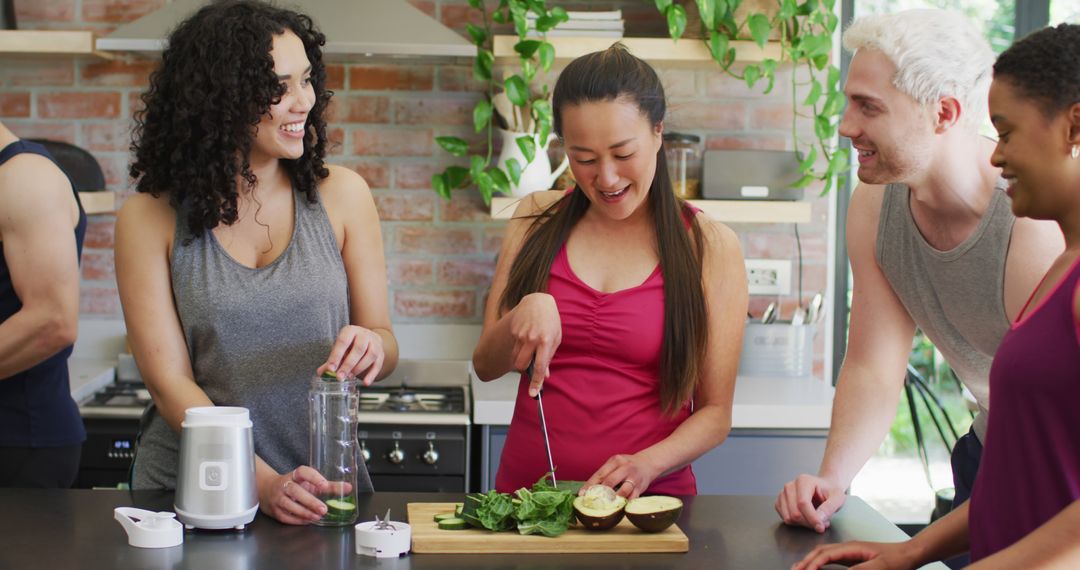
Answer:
top-left (791, 307), bottom-right (806, 326)
top-left (174, 407), bottom-right (258, 530)
top-left (114, 508), bottom-right (183, 548)
top-left (355, 509), bottom-right (412, 558)
top-left (761, 302), bottom-right (777, 324)
top-left (309, 375), bottom-right (360, 526)
top-left (807, 292), bottom-right (824, 324)
top-left (527, 363), bottom-right (556, 487)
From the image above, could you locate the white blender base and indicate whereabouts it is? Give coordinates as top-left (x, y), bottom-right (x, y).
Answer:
top-left (175, 504), bottom-right (259, 530)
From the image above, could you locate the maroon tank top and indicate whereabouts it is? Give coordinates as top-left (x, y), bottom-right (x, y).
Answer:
top-left (968, 254), bottom-right (1080, 560)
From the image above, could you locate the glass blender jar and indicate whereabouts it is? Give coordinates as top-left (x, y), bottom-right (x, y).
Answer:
top-left (663, 132), bottom-right (702, 200)
top-left (309, 374), bottom-right (359, 526)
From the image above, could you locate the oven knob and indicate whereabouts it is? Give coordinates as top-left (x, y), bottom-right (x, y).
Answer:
top-left (360, 441), bottom-right (371, 464)
top-left (388, 442), bottom-right (405, 465)
top-left (422, 442), bottom-right (439, 465)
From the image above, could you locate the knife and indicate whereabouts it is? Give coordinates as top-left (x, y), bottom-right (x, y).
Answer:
top-left (527, 362), bottom-right (557, 487)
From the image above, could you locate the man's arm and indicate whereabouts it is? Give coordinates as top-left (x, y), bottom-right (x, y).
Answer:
top-left (777, 183), bottom-right (916, 531)
top-left (0, 153), bottom-right (81, 379)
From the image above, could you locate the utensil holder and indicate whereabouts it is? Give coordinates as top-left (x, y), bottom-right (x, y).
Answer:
top-left (738, 323), bottom-right (816, 378)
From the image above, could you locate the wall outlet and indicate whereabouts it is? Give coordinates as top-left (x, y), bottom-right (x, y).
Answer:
top-left (744, 259), bottom-right (792, 296)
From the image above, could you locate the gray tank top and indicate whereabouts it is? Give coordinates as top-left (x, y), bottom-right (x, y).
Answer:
top-left (133, 190), bottom-right (373, 492)
top-left (875, 181), bottom-right (1014, 442)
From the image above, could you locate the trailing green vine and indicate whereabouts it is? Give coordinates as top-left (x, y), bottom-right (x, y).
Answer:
top-left (431, 0), bottom-right (567, 205)
top-left (657, 0), bottom-right (849, 193)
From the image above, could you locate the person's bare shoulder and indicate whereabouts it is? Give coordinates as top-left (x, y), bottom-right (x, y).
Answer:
top-left (317, 164), bottom-right (373, 209)
top-left (0, 153), bottom-right (73, 224)
top-left (115, 191), bottom-right (177, 247)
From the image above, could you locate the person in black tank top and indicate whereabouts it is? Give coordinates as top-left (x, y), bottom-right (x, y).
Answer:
top-left (0, 119), bottom-right (87, 488)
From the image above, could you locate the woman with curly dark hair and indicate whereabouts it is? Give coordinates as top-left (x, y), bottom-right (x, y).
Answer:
top-left (115, 0), bottom-right (397, 525)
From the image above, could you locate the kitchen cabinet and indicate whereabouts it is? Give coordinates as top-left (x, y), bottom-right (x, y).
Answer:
top-left (473, 372), bottom-right (832, 493)
top-left (480, 425), bottom-right (826, 494)
top-left (0, 488), bottom-right (948, 568)
top-left (490, 195), bottom-right (812, 223)
top-left (493, 35), bottom-right (782, 65)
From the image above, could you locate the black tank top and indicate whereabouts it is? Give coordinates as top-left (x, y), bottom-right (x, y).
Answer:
top-left (0, 140), bottom-right (87, 447)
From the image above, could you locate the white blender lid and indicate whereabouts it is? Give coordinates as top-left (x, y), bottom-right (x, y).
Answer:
top-left (182, 406), bottom-right (252, 428)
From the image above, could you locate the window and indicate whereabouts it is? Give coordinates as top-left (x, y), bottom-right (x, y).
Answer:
top-left (1051, 0), bottom-right (1080, 24)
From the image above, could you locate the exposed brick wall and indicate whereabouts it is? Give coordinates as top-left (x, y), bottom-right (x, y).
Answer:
top-left (2, 0), bottom-right (831, 339)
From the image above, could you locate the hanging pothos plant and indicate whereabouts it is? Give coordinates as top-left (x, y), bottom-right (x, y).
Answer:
top-left (657, 0), bottom-right (849, 193)
top-left (431, 0), bottom-right (568, 205)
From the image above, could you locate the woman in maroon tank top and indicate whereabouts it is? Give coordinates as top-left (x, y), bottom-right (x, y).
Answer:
top-left (794, 24), bottom-right (1080, 570)
top-left (472, 45), bottom-right (749, 499)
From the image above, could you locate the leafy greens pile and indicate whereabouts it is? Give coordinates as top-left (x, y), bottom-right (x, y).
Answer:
top-left (460, 475), bottom-right (578, 537)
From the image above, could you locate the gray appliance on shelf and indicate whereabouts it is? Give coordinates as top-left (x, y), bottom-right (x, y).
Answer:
top-left (702, 149), bottom-right (804, 201)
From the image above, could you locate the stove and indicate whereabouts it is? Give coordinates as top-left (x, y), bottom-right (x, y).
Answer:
top-left (74, 359), bottom-right (475, 492)
top-left (356, 360), bottom-right (473, 493)
top-left (76, 379), bottom-right (150, 488)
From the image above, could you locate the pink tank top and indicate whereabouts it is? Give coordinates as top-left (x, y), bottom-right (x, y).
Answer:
top-left (494, 244), bottom-right (696, 495)
top-left (968, 254), bottom-right (1080, 561)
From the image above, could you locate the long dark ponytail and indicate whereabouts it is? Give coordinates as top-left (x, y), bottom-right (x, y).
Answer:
top-left (499, 45), bottom-right (707, 415)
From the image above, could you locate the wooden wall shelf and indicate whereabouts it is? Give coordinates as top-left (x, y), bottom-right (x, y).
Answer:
top-left (0, 30), bottom-right (111, 57)
top-left (493, 35), bottom-right (782, 64)
top-left (79, 191), bottom-right (116, 215)
top-left (489, 196), bottom-right (810, 224)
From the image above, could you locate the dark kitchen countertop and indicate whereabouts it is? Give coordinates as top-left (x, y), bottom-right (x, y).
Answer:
top-left (0, 489), bottom-right (947, 569)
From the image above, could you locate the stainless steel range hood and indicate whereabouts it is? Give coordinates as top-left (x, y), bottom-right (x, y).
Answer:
top-left (96, 0), bottom-right (476, 59)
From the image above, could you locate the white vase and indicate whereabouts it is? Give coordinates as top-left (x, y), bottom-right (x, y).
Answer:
top-left (494, 128), bottom-right (570, 198)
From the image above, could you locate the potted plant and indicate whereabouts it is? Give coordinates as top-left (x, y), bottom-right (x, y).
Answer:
top-left (432, 0), bottom-right (847, 204)
top-left (431, 0), bottom-right (567, 204)
top-left (658, 0), bottom-right (848, 193)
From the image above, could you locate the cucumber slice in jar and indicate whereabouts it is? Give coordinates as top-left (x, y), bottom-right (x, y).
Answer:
top-left (324, 497), bottom-right (356, 521)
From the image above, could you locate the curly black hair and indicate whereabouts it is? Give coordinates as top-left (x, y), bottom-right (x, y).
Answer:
top-left (130, 0), bottom-right (331, 238)
top-left (994, 23), bottom-right (1080, 119)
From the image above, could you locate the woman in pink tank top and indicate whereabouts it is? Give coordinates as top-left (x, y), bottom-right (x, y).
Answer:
top-left (472, 45), bottom-right (749, 500)
top-left (795, 24), bottom-right (1080, 570)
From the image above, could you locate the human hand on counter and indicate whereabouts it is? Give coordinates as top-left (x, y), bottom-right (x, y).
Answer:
top-left (792, 539), bottom-right (918, 570)
top-left (776, 473), bottom-right (847, 533)
top-left (318, 326), bottom-right (385, 386)
top-left (509, 293), bottom-right (561, 397)
top-left (583, 452), bottom-right (662, 501)
top-left (260, 466), bottom-right (331, 525)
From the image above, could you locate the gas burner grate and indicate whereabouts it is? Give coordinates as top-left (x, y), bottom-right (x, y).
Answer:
top-left (359, 386), bottom-right (465, 414)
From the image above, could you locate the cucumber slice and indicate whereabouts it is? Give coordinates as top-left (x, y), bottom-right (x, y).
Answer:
top-left (320, 370), bottom-right (338, 380)
top-left (325, 498), bottom-right (356, 520)
top-left (437, 517), bottom-right (468, 530)
top-left (433, 511), bottom-right (457, 522)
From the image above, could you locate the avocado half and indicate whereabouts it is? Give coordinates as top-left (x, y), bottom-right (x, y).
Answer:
top-left (624, 495), bottom-right (683, 532)
top-left (572, 485), bottom-right (627, 531)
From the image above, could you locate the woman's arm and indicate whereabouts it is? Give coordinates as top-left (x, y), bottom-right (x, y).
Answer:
top-left (472, 191), bottom-right (565, 395)
top-left (794, 500), bottom-right (970, 570)
top-left (115, 194), bottom-right (328, 525)
top-left (318, 165), bottom-right (397, 384)
top-left (586, 216), bottom-right (749, 498)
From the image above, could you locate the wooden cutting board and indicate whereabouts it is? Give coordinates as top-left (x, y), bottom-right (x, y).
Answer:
top-left (407, 502), bottom-right (689, 554)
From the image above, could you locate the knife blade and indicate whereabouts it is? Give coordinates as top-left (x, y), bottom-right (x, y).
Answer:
top-left (527, 362), bottom-right (556, 487)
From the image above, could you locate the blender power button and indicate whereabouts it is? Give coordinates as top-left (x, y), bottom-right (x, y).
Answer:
top-left (199, 461), bottom-right (229, 491)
